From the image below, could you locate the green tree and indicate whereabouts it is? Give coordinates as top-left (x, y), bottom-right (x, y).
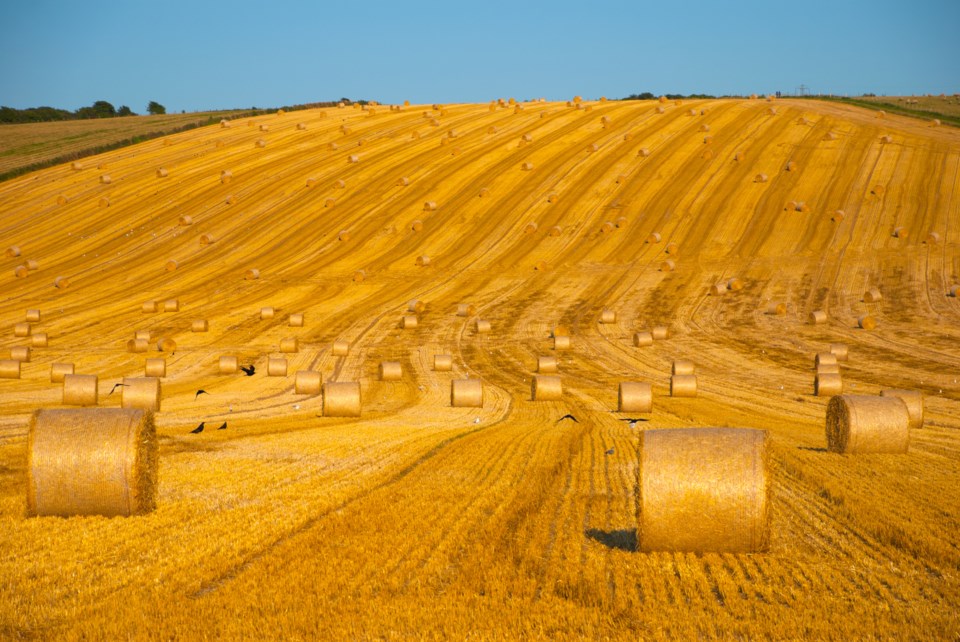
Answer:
top-left (147, 101), bottom-right (166, 115)
top-left (117, 105), bottom-right (134, 116)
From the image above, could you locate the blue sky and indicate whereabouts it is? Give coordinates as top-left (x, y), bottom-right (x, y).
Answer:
top-left (1, 0), bottom-right (957, 113)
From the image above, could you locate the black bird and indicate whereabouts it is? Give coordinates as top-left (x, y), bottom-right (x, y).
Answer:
top-left (556, 414), bottom-right (579, 423)
top-left (195, 389), bottom-right (209, 400)
top-left (108, 383), bottom-right (128, 395)
top-left (618, 418), bottom-right (647, 423)
top-left (217, 421), bottom-right (227, 430)
top-left (605, 447), bottom-right (615, 455)
top-left (190, 422), bottom-right (205, 434)
top-left (240, 364), bottom-right (255, 376)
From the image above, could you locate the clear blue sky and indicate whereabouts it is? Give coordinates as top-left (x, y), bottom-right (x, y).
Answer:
top-left (1, 0), bottom-right (958, 113)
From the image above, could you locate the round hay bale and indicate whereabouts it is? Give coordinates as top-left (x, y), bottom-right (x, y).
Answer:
top-left (877, 111), bottom-right (885, 119)
top-left (295, 371), bottom-right (322, 395)
top-left (767, 302), bottom-right (787, 316)
top-left (768, 107), bottom-right (777, 116)
top-left (547, 225), bottom-right (562, 237)
top-left (830, 343), bottom-right (849, 361)
top-left (586, 143), bottom-right (599, 153)
top-left (457, 303), bottom-right (476, 317)
top-left (71, 162), bottom-right (83, 170)
top-left (925, 232), bottom-right (941, 244)
top-left (521, 162), bottom-right (534, 171)
top-left (352, 270), bottom-right (366, 283)
top-left (451, 379), bottom-right (483, 407)
top-left (340, 124), bottom-right (350, 134)
top-left (600, 221), bottom-right (615, 234)
top-left (219, 356), bottom-right (238, 374)
top-left (50, 363), bottom-right (74, 383)
top-left (25, 309), bottom-right (41, 323)
top-left (809, 310), bottom-right (827, 324)
top-left (191, 319), bottom-right (208, 333)
top-left (31, 333), bottom-right (48, 348)
top-left (534, 260), bottom-right (550, 272)
top-left (893, 227), bottom-right (907, 239)
top-left (637, 427), bottom-right (769, 552)
top-left (600, 308), bottom-right (616, 324)
top-left (6, 245), bottom-right (23, 258)
top-left (950, 284), bottom-right (960, 297)
top-left (619, 381), bottom-right (652, 413)
top-left (670, 374), bottom-right (698, 397)
top-left (652, 326), bottom-right (669, 340)
top-left (832, 210), bottom-right (845, 222)
top-left (423, 201), bottom-right (437, 211)
top-left (823, 131), bottom-right (838, 141)
top-left (14, 322), bottom-right (31, 337)
top-left (537, 356), bottom-right (558, 374)
top-left (63, 374), bottom-right (98, 406)
top-left (225, 195), bottom-right (235, 205)
top-left (0, 360), bottom-right (21, 379)
top-left (324, 198), bottom-right (337, 209)
top-left (11, 346), bottom-right (30, 362)
top-left (157, 338), bottom-right (176, 352)
top-left (624, 132), bottom-right (634, 141)
top-left (401, 314), bottom-right (418, 329)
top-left (553, 335), bottom-right (571, 350)
top-left (155, 168), bottom-right (168, 178)
top-left (633, 331), bottom-right (654, 347)
top-left (25, 259), bottom-right (39, 271)
top-left (121, 377), bottom-right (161, 412)
top-left (546, 192), bottom-right (558, 203)
top-left (54, 276), bottom-right (70, 289)
top-left (244, 268), bottom-right (260, 280)
top-left (646, 232), bottom-right (662, 244)
top-left (524, 222), bottom-right (538, 235)
top-left (334, 180), bottom-right (346, 191)
top-left (220, 170), bottom-right (233, 184)
top-left (165, 259), bottom-right (179, 272)
top-left (638, 148), bottom-right (651, 158)
top-left (323, 382), bottom-right (361, 417)
top-left (434, 354), bottom-right (453, 371)
top-left (379, 361), bottom-right (402, 381)
top-left (879, 389), bottom-right (924, 430)
top-left (478, 188), bottom-right (490, 198)
top-left (699, 124), bottom-right (710, 133)
top-left (475, 319), bottom-right (491, 334)
top-left (658, 96), bottom-right (667, 103)
top-left (552, 326), bottom-right (569, 338)
top-left (348, 155), bottom-right (359, 164)
top-left (267, 357), bottom-right (287, 377)
top-left (701, 149), bottom-right (714, 160)
top-left (26, 408), bottom-right (157, 517)
top-left (880, 135), bottom-right (893, 144)
top-left (815, 373), bottom-right (843, 397)
top-left (672, 360), bottom-right (695, 375)
top-left (296, 122), bottom-right (307, 130)
top-left (932, 118), bottom-right (941, 127)
top-left (280, 337), bottom-right (299, 353)
top-left (655, 106), bottom-right (665, 114)
top-left (872, 185), bottom-right (885, 196)
top-left (332, 339), bottom-right (349, 356)
top-left (709, 284), bottom-right (725, 296)
top-left (734, 151), bottom-right (745, 162)
top-left (532, 375), bottom-right (562, 401)
top-left (144, 358), bottom-right (166, 378)
top-left (816, 351), bottom-right (838, 367)
top-left (754, 173), bottom-right (768, 183)
top-left (858, 315), bottom-right (877, 330)
top-left (660, 259), bottom-right (676, 272)
top-left (127, 338), bottom-right (149, 353)
top-left (259, 124), bottom-right (269, 132)
top-left (408, 299), bottom-right (425, 313)
top-left (664, 243), bottom-right (679, 255)
top-left (817, 363), bottom-right (841, 375)
top-left (616, 216), bottom-right (628, 229)
top-left (415, 255), bottom-right (430, 267)
top-left (785, 161), bottom-right (797, 172)
top-left (289, 313), bottom-right (304, 328)
top-left (826, 395), bottom-right (909, 454)
top-left (100, 174), bottom-right (112, 185)
top-left (255, 139), bottom-right (267, 148)
top-left (135, 330), bottom-right (152, 341)
top-left (329, 142), bottom-right (340, 150)
top-left (863, 287), bottom-right (882, 303)
top-left (199, 233), bottom-right (215, 246)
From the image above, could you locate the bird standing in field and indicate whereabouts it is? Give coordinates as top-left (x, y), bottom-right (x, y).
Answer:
top-left (190, 422), bottom-right (205, 434)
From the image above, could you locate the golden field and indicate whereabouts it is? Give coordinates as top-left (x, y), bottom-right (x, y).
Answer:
top-left (0, 97), bottom-right (959, 639)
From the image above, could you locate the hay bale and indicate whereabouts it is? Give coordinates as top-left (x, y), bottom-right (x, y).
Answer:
top-left (401, 315), bottom-right (418, 329)
top-left (858, 315), bottom-right (877, 330)
top-left (815, 372), bottom-right (843, 397)
top-left (600, 309), bottom-right (616, 324)
top-left (703, 136), bottom-right (713, 145)
top-left (191, 319), bottom-right (208, 333)
top-left (655, 106), bottom-right (665, 114)
top-left (817, 363), bottom-right (841, 375)
top-left (157, 338), bottom-right (176, 352)
top-left (701, 149), bottom-right (714, 160)
top-left (832, 210), bottom-right (845, 222)
top-left (11, 346), bottom-right (31, 362)
top-left (135, 330), bottom-right (152, 341)
top-left (534, 260), bottom-right (549, 272)
top-left (26, 408), bottom-right (157, 517)
top-left (879, 389), bottom-right (924, 429)
top-left (200, 234), bottom-right (215, 246)
top-left (672, 360), bottom-right (695, 375)
top-left (353, 270), bottom-right (366, 283)
top-left (872, 185), bottom-right (885, 196)
top-left (637, 427), bottom-right (769, 552)
top-left (652, 326), bottom-right (669, 340)
top-left (600, 221), bottom-right (615, 234)
top-left (379, 361), bottom-right (402, 381)
top-left (646, 232), bottom-right (662, 244)
top-left (434, 354), bottom-right (453, 371)
top-left (586, 143), bottom-right (599, 152)
top-left (524, 222), bottom-right (538, 235)
top-left (348, 155), bottom-right (359, 164)
top-left (396, 177), bottom-right (410, 187)
top-left (54, 276), bottom-right (70, 289)
top-left (475, 319), bottom-right (491, 334)
top-left (809, 310), bottom-right (827, 324)
top-left (219, 356), bottom-right (238, 374)
top-left (665, 242), bottom-right (678, 255)
top-left (100, 174), bottom-right (112, 185)
top-left (127, 338), bottom-right (149, 354)
top-left (267, 357), bottom-right (287, 377)
top-left (289, 313), bottom-right (304, 328)
top-left (826, 395), bottom-right (909, 453)
top-left (893, 227), bottom-right (907, 239)
top-left (32, 333), bottom-right (48, 348)
top-left (521, 162), bottom-right (534, 171)
top-left (766, 302), bottom-right (787, 316)
top-left (616, 217), bottom-right (628, 229)
top-left (670, 374), bottom-right (697, 397)
top-left (785, 161), bottom-right (797, 172)
top-left (329, 142), bottom-right (340, 150)
top-left (423, 201), bottom-right (437, 211)
top-left (260, 307), bottom-right (275, 320)
top-left (633, 331), bottom-right (654, 347)
top-left (457, 303), bottom-right (476, 317)
top-left (259, 124), bottom-right (269, 132)
top-left (660, 259), bottom-right (676, 272)
top-left (6, 245), bottom-right (22, 258)
top-left (71, 162), bottom-right (83, 170)
top-left (255, 139), bottom-right (267, 148)
top-left (295, 371), bottom-right (322, 395)
top-left (926, 232), bottom-right (941, 244)
top-left (829, 343), bottom-right (849, 361)
top-left (14, 322), bottom-right (31, 337)
top-left (325, 199), bottom-right (337, 209)
top-left (552, 326), bottom-right (569, 338)
top-left (624, 132), bottom-right (634, 141)
top-left (332, 339), bottom-right (349, 356)
top-left (547, 225), bottom-right (562, 237)
top-left (156, 168), bottom-right (168, 178)
top-left (823, 132), bottom-right (838, 141)
top-left (638, 148), bottom-right (651, 158)
top-left (323, 382), bottom-right (361, 417)
top-left (50, 363), bottom-right (74, 383)
top-left (932, 119), bottom-right (941, 127)
top-left (950, 284), bottom-right (960, 297)
top-left (863, 287), bottom-right (883, 303)
top-left (296, 123), bottom-right (307, 130)
top-left (531, 375), bottom-right (562, 401)
top-left (754, 173), bottom-right (768, 183)
top-left (537, 356), bottom-right (558, 373)
top-left (0, 360), bottom-right (21, 379)
top-left (280, 337), bottom-right (299, 353)
top-left (478, 188), bottom-right (490, 198)
top-left (165, 260), bottom-right (179, 272)
top-left (553, 335), bottom-right (571, 351)
top-left (408, 299), bottom-right (426, 314)
top-left (220, 170), bottom-right (233, 184)
top-left (144, 358), bottom-right (165, 378)
top-left (451, 379), bottom-right (483, 407)
top-left (699, 124), bottom-right (710, 133)
top-left (63, 374), bottom-right (98, 406)
top-left (619, 382), bottom-right (652, 413)
top-left (709, 284), bottom-right (725, 296)
top-left (416, 255), bottom-right (431, 267)
top-left (25, 259), bottom-right (39, 271)
top-left (26, 309), bottom-right (42, 322)
top-left (880, 135), bottom-right (893, 144)
top-left (546, 192), bottom-right (558, 203)
top-left (225, 195), bottom-right (235, 205)
top-left (121, 377), bottom-right (161, 412)
top-left (244, 268), bottom-right (260, 280)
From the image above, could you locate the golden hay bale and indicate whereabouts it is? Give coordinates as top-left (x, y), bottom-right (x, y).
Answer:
top-left (547, 225), bottom-right (562, 237)
top-left (295, 370), bottom-right (322, 395)
top-left (6, 245), bottom-right (23, 258)
top-left (925, 232), bottom-right (941, 244)
top-left (434, 354), bottom-right (453, 371)
top-left (71, 161), bottom-right (83, 170)
top-left (340, 124), bottom-right (351, 134)
top-left (165, 260), bottom-right (179, 272)
top-left (191, 319), bottom-right (208, 333)
top-left (156, 168), bottom-right (168, 179)
top-left (259, 306), bottom-right (275, 320)
top-left (225, 195), bottom-right (236, 205)
top-left (128, 338), bottom-right (149, 353)
top-left (552, 325), bottom-right (569, 338)
top-left (673, 359), bottom-right (695, 375)
top-left (414, 255), bottom-right (431, 267)
top-left (451, 379), bottom-right (483, 407)
top-left (32, 333), bottom-right (48, 348)
top-left (623, 132), bottom-right (634, 141)
top-left (323, 382), bottom-right (361, 417)
top-left (329, 142), bottom-right (340, 150)
top-left (200, 233), bottom-right (215, 246)
top-left (534, 260), bottom-right (549, 272)
top-left (531, 375), bottom-right (562, 400)
top-left (616, 216), bottom-right (628, 229)
top-left (600, 221), bottom-right (615, 234)
top-left (664, 242), bottom-right (679, 255)
top-left (135, 330), bottom-right (152, 341)
top-left (144, 358), bottom-right (165, 378)
top-left (325, 198), bottom-right (337, 209)
top-left (767, 107), bottom-right (777, 115)
top-left (121, 377), bottom-right (161, 412)
top-left (709, 284), bottom-right (725, 296)
top-left (767, 302), bottom-right (787, 316)
top-left (809, 310), bottom-right (828, 325)
top-left (586, 143), bottom-right (599, 153)
top-left (701, 149), bottom-right (715, 160)
top-left (832, 210), bottom-right (845, 222)
top-left (26, 408), bottom-right (157, 517)
top-left (893, 227), bottom-right (907, 239)
top-left (546, 192), bottom-right (558, 203)
top-left (26, 308), bottom-right (42, 322)
top-left (478, 188), bottom-right (491, 198)
top-left (646, 232), bottom-right (662, 244)
top-left (817, 362), bottom-right (841, 375)
top-left (63, 374), bottom-right (98, 406)
top-left (703, 135), bottom-right (714, 144)
top-left (615, 174), bottom-right (628, 185)
top-left (332, 339), bottom-right (350, 356)
top-left (863, 287), bottom-right (883, 303)
top-left (670, 375), bottom-right (697, 397)
top-left (826, 395), bottom-right (909, 454)
top-left (255, 139), bottom-right (267, 148)
top-left (353, 270), bottom-right (366, 283)
top-left (157, 338), bottom-right (176, 352)
top-left (871, 184), bottom-right (885, 196)
top-left (475, 319), bottom-right (491, 334)
top-left (220, 170), bottom-right (233, 184)
top-left (880, 135), bottom-right (893, 144)
top-left (280, 337), bottom-right (299, 353)
top-left (537, 355), bottom-right (558, 373)
top-left (879, 389), bottom-right (924, 430)
top-left (823, 131), bottom-right (838, 141)
top-left (100, 174), bottom-right (112, 185)
top-left (815, 372), bottom-right (843, 396)
top-left (219, 356), bottom-right (238, 374)
top-left (0, 360), bottom-right (21, 379)
top-left (660, 259), bottom-right (676, 272)
top-left (638, 148), bottom-right (651, 158)
top-left (11, 346), bottom-right (31, 362)
top-left (655, 106), bottom-right (666, 114)
top-left (160, 299), bottom-right (179, 312)
top-left (553, 335), bottom-right (571, 351)
top-left (950, 285), bottom-right (960, 297)
top-left (785, 161), bottom-right (797, 172)
top-left (754, 173), bottom-right (769, 184)
top-left (54, 276), bottom-right (71, 289)
top-left (652, 326), bottom-right (669, 340)
top-left (619, 381), bottom-right (652, 413)
top-left (287, 313), bottom-right (305, 328)
top-left (244, 268), bottom-right (260, 280)
top-left (50, 363), bottom-right (74, 383)
top-left (699, 124), bottom-right (710, 132)
top-left (932, 118), bottom-right (941, 127)
top-left (408, 299), bottom-right (425, 313)
top-left (600, 308), bottom-right (617, 324)
top-left (521, 162), bottom-right (534, 171)
top-left (423, 201), bottom-right (437, 211)
top-left (25, 259), bottom-right (39, 271)
top-left (379, 361), bottom-right (402, 381)
top-left (401, 314), bottom-right (418, 329)
top-left (658, 96), bottom-right (667, 103)
top-left (267, 357), bottom-right (287, 377)
top-left (734, 151), bottom-right (745, 162)
top-left (457, 303), bottom-right (476, 317)
top-left (637, 427), bottom-right (769, 553)
top-left (14, 322), bottom-right (31, 337)
top-left (858, 315), bottom-right (877, 330)
top-left (633, 331), bottom-right (654, 347)
top-left (829, 343), bottom-right (849, 361)
top-left (259, 124), bottom-right (269, 132)
top-left (524, 222), bottom-right (539, 235)
top-left (348, 154), bottom-right (360, 164)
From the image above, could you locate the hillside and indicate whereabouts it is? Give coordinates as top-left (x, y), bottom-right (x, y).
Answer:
top-left (1, 97), bottom-right (958, 639)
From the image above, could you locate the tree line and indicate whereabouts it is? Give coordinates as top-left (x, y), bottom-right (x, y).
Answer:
top-left (0, 100), bottom-right (166, 124)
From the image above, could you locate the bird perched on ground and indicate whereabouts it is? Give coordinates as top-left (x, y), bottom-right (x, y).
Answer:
top-left (240, 365), bottom-right (255, 376)
top-left (195, 389), bottom-right (209, 400)
top-left (190, 422), bottom-right (205, 434)
top-left (556, 414), bottom-right (579, 423)
top-left (217, 422), bottom-right (227, 430)
top-left (605, 447), bottom-right (615, 455)
top-left (108, 383), bottom-right (128, 395)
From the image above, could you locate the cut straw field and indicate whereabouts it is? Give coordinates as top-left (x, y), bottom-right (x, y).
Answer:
top-left (1, 97), bottom-right (959, 639)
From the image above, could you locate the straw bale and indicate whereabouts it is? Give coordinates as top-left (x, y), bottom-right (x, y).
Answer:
top-left (296, 123), bottom-right (307, 130)
top-left (353, 270), bottom-right (366, 283)
top-left (699, 124), bottom-right (710, 132)
top-left (624, 132), bottom-right (634, 141)
top-left (157, 338), bottom-right (176, 352)
top-left (521, 162), bottom-right (534, 171)
top-left (634, 331), bottom-right (654, 347)
top-left (547, 192), bottom-right (558, 203)
top-left (408, 299), bottom-right (425, 313)
top-left (754, 173), bottom-right (768, 183)
top-left (658, 96), bottom-right (667, 103)
top-left (701, 149), bottom-right (714, 160)
top-left (48, 363), bottom-right (74, 383)
top-left (829, 343), bottom-right (849, 361)
top-left (637, 427), bottom-right (769, 552)
top-left (0, 360), bottom-right (20, 379)
top-left (325, 199), bottom-right (336, 208)
top-left (5, 245), bottom-right (23, 258)
top-left (586, 143), bottom-right (599, 152)
top-left (858, 315), bottom-right (877, 330)
top-left (879, 389), bottom-right (924, 429)
top-left (54, 276), bottom-right (70, 289)
top-left (553, 336), bottom-right (571, 350)
top-left (616, 216), bottom-right (628, 229)
top-left (121, 377), bottom-right (161, 412)
top-left (415, 255), bottom-right (431, 267)
top-left (135, 330), bottom-right (152, 341)
top-left (660, 259), bottom-right (676, 272)
top-left (600, 221), bottom-right (615, 234)
top-left (531, 375), bottom-right (562, 401)
top-left (652, 326), bottom-right (669, 340)
top-left (950, 285), bottom-right (960, 297)
top-left (295, 371), bottom-right (322, 395)
top-left (143, 301), bottom-right (158, 314)
top-left (893, 227), bottom-right (907, 239)
top-left (332, 339), bottom-right (349, 356)
top-left (537, 356), bottom-right (558, 374)
top-left (267, 357), bottom-right (287, 376)
top-left (823, 131), bottom-right (838, 141)
top-left (220, 170), bottom-right (233, 184)
top-left (24, 259), bottom-right (39, 271)
top-left (616, 174), bottom-right (628, 185)
top-left (341, 125), bottom-right (351, 134)
top-left (815, 372), bottom-right (843, 396)
top-left (478, 188), bottom-right (490, 198)
top-left (664, 243), bottom-right (679, 255)
top-left (474, 319), bottom-right (492, 334)
top-left (785, 161), bottom-right (796, 172)
top-left (880, 135), bottom-right (893, 144)
top-left (348, 155), bottom-right (359, 164)
top-left (191, 319), bottom-right (208, 333)
top-left (457, 303), bottom-right (476, 317)
top-left (925, 232), bottom-right (941, 244)
top-left (832, 210), bottom-right (845, 222)
top-left (709, 284), bottom-right (725, 296)
top-left (26, 408), bottom-right (157, 517)
top-left (768, 107), bottom-right (777, 115)
top-left (932, 119), bottom-right (941, 127)
top-left (255, 139), bottom-right (266, 148)
top-left (71, 162), bottom-right (83, 170)
top-left (703, 135), bottom-right (713, 144)
top-left (219, 356), bottom-right (238, 374)
top-left (63, 374), bottom-right (98, 406)
top-left (434, 354), bottom-right (453, 371)
top-left (600, 308), bottom-right (616, 324)
top-left (32, 333), bottom-right (48, 348)
top-left (379, 361), bottom-right (402, 381)
top-left (424, 201), bottom-right (437, 211)
top-left (524, 222), bottom-right (538, 235)
top-left (288, 313), bottom-right (304, 328)
top-left (670, 374), bottom-right (697, 397)
top-left (619, 381), bottom-right (652, 413)
top-left (245, 268), bottom-right (260, 280)
top-left (323, 382), bottom-right (361, 417)
top-left (156, 168), bottom-right (168, 178)
top-left (200, 233), bottom-right (215, 246)
top-left (100, 174), bottom-right (112, 184)
top-left (734, 151), bottom-right (745, 162)
top-left (767, 302), bottom-right (787, 316)
top-left (817, 363), bottom-right (840, 375)
top-left (552, 326), bottom-right (569, 338)
top-left (548, 226), bottom-right (562, 237)
top-left (451, 379), bottom-right (483, 407)
top-left (872, 185), bottom-right (885, 196)
top-left (128, 338), bottom-right (149, 353)
top-left (260, 307), bottom-right (275, 320)
top-left (144, 358), bottom-right (165, 378)
top-left (329, 142), bottom-right (340, 150)
top-left (280, 337), bottom-right (299, 353)
top-left (655, 106), bottom-right (665, 114)
top-left (225, 195), bottom-right (235, 205)
top-left (646, 232), bottom-right (662, 244)
top-left (826, 395), bottom-right (909, 453)
top-left (809, 310), bottom-right (827, 324)
top-left (401, 315), bottom-right (418, 329)
top-left (164, 259), bottom-right (179, 272)
top-left (396, 177), bottom-right (410, 187)
top-left (11, 346), bottom-right (30, 362)
top-left (673, 360), bottom-right (695, 375)
top-left (638, 148), bottom-right (651, 157)
top-left (863, 287), bottom-right (882, 303)
top-left (534, 260), bottom-right (549, 272)
top-left (14, 322), bottom-right (31, 337)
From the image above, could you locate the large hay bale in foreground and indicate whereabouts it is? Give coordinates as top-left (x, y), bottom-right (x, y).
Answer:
top-left (531, 375), bottom-right (562, 401)
top-left (323, 382), bottom-right (361, 417)
top-left (295, 371), bottom-right (322, 395)
top-left (26, 408), bottom-right (158, 517)
top-left (826, 395), bottom-right (909, 454)
top-left (63, 374), bottom-right (98, 406)
top-left (0, 360), bottom-right (21, 379)
top-left (637, 427), bottom-right (769, 553)
top-left (451, 379), bottom-right (483, 407)
top-left (121, 377), bottom-right (161, 412)
top-left (879, 389), bottom-right (924, 429)
top-left (619, 381), bottom-right (652, 413)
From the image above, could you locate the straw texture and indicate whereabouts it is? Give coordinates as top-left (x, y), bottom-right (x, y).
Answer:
top-left (434, 354), bottom-right (453, 371)
top-left (618, 382), bottom-right (652, 413)
top-left (531, 375), bottom-right (562, 401)
top-left (63, 374), bottom-right (98, 406)
top-left (144, 359), bottom-right (166, 378)
top-left (323, 382), bottom-right (361, 417)
top-left (879, 389), bottom-right (924, 430)
top-left (826, 395), bottom-right (910, 454)
top-left (121, 377), bottom-right (161, 412)
top-left (670, 375), bottom-right (698, 397)
top-left (451, 379), bottom-right (483, 407)
top-left (379, 361), bottom-right (402, 381)
top-left (295, 371), bottom-right (322, 395)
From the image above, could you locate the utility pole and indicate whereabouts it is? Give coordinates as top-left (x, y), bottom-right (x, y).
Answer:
top-left (798, 84), bottom-right (808, 97)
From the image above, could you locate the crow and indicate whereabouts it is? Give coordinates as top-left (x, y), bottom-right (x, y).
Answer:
top-left (217, 421), bottom-right (227, 430)
top-left (108, 383), bottom-right (128, 395)
top-left (618, 418), bottom-right (647, 423)
top-left (195, 389), bottom-right (209, 400)
top-left (557, 414), bottom-right (579, 423)
top-left (190, 422), bottom-right (205, 434)
top-left (605, 447), bottom-right (615, 455)
top-left (240, 364), bottom-right (255, 376)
